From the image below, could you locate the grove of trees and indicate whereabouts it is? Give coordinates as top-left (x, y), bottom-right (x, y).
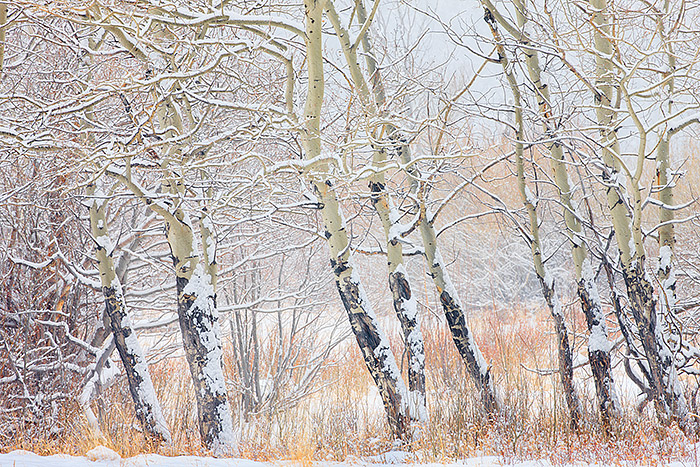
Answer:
top-left (2, 0), bottom-right (700, 455)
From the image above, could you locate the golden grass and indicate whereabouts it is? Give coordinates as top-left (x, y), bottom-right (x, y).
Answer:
top-left (2, 305), bottom-right (698, 465)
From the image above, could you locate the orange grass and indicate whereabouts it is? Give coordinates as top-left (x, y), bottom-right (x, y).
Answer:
top-left (1, 306), bottom-right (698, 465)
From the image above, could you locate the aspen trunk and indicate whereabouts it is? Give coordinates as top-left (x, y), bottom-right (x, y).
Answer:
top-left (501, 0), bottom-right (619, 431)
top-left (0, 4), bottom-right (6, 73)
top-left (370, 179), bottom-right (427, 422)
top-left (352, 1), bottom-right (497, 417)
top-left (418, 208), bottom-right (499, 416)
top-left (108, 170), bottom-right (235, 449)
top-left (656, 136), bottom-right (676, 313)
top-left (655, 0), bottom-right (682, 383)
top-left (320, 183), bottom-right (412, 439)
top-left (167, 208), bottom-right (234, 450)
top-left (324, 2), bottom-right (427, 421)
top-left (303, 0), bottom-right (412, 440)
top-left (152, 55), bottom-right (234, 447)
top-left (87, 184), bottom-right (171, 444)
top-left (483, 12), bottom-right (582, 427)
top-left (578, 262), bottom-right (618, 430)
top-left (590, 0), bottom-right (690, 429)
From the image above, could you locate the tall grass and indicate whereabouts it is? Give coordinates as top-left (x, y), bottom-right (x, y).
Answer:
top-left (3, 303), bottom-right (697, 465)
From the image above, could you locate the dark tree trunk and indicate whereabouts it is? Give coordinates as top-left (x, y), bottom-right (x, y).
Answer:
top-left (578, 279), bottom-right (617, 434)
top-left (103, 285), bottom-right (170, 444)
top-left (439, 290), bottom-right (499, 417)
top-left (333, 258), bottom-right (411, 440)
top-left (539, 277), bottom-right (582, 431)
top-left (175, 270), bottom-right (234, 449)
top-left (389, 269), bottom-right (426, 415)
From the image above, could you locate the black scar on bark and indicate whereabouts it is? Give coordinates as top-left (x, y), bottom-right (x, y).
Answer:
top-left (439, 290), bottom-right (499, 417)
top-left (390, 272), bottom-right (411, 302)
top-left (335, 274), bottom-right (409, 440)
top-left (102, 285), bottom-right (167, 444)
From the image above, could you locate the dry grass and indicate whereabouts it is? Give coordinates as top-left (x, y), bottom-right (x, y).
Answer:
top-left (2, 306), bottom-right (699, 465)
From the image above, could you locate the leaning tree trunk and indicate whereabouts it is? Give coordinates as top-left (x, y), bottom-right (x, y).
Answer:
top-left (483, 14), bottom-right (582, 428)
top-left (109, 170), bottom-right (234, 450)
top-left (590, 0), bottom-right (690, 429)
top-left (165, 197), bottom-right (234, 450)
top-left (325, 1), bottom-right (426, 422)
top-left (87, 183), bottom-right (171, 444)
top-left (370, 177), bottom-right (427, 422)
top-left (89, 5), bottom-right (235, 448)
top-left (302, 0), bottom-right (412, 441)
top-left (418, 213), bottom-right (500, 416)
top-left (482, 0), bottom-right (620, 431)
top-left (350, 0), bottom-right (498, 418)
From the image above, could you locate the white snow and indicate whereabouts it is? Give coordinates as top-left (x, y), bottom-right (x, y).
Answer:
top-left (85, 446), bottom-right (120, 461)
top-left (432, 248), bottom-right (460, 307)
top-left (658, 245), bottom-right (672, 271)
top-left (123, 326), bottom-right (172, 442)
top-left (201, 215), bottom-right (216, 263)
top-left (98, 360), bottom-right (121, 387)
top-left (1, 450), bottom-right (694, 467)
top-left (182, 265), bottom-right (227, 396)
top-left (524, 186), bottom-right (537, 207)
top-left (580, 260), bottom-right (613, 354)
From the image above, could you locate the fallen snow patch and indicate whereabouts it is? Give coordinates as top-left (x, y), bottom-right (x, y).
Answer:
top-left (0, 450), bottom-right (695, 467)
top-left (85, 445), bottom-right (121, 461)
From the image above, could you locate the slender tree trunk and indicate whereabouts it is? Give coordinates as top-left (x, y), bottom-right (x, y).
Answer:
top-left (486, 0), bottom-right (620, 431)
top-left (324, 1), bottom-right (426, 421)
top-left (369, 176), bottom-right (427, 422)
top-left (483, 12), bottom-right (582, 428)
top-left (655, 0), bottom-right (684, 384)
top-left (590, 0), bottom-right (690, 429)
top-left (87, 183), bottom-right (171, 444)
top-left (419, 212), bottom-right (500, 416)
top-left (656, 136), bottom-right (675, 314)
top-left (152, 55), bottom-right (234, 447)
top-left (0, 3), bottom-right (6, 74)
top-left (303, 0), bottom-right (412, 440)
top-left (353, 0), bottom-right (498, 418)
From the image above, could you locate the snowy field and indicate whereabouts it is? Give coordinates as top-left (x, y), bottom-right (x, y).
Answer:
top-left (0, 447), bottom-right (695, 467)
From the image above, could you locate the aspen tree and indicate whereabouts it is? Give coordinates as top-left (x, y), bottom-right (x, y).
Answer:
top-left (90, 7), bottom-right (235, 447)
top-left (325, 0), bottom-right (426, 422)
top-left (86, 183), bottom-right (172, 444)
top-left (74, 38), bottom-right (171, 443)
top-left (302, 0), bottom-right (412, 440)
top-left (483, 8), bottom-right (582, 429)
top-left (480, 0), bottom-right (619, 431)
top-left (589, 0), bottom-right (690, 428)
top-left (355, 0), bottom-right (499, 417)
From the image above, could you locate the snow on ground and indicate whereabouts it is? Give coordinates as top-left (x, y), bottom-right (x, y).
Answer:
top-left (0, 447), bottom-right (694, 467)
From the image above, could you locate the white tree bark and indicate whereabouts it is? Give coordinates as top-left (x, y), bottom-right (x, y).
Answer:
top-left (483, 10), bottom-right (582, 428)
top-left (589, 0), bottom-right (690, 429)
top-left (325, 1), bottom-right (426, 423)
top-left (484, 0), bottom-right (620, 431)
top-left (87, 183), bottom-right (171, 444)
top-left (302, 0), bottom-right (413, 440)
